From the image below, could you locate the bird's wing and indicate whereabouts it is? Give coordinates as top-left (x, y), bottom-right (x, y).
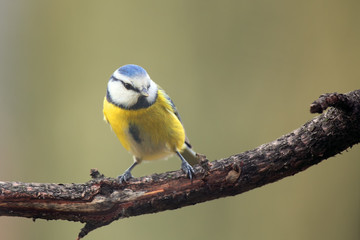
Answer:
top-left (160, 88), bottom-right (192, 149)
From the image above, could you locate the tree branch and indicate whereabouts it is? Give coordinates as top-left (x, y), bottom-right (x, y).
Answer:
top-left (1, 90), bottom-right (359, 239)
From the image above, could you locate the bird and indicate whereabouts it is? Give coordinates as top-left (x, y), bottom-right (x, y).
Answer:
top-left (103, 64), bottom-right (197, 183)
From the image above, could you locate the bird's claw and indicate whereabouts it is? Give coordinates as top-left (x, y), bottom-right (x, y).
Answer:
top-left (181, 161), bottom-right (195, 180)
top-left (117, 170), bottom-right (133, 184)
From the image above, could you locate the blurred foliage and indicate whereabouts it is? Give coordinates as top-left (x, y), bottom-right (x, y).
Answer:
top-left (0, 0), bottom-right (359, 240)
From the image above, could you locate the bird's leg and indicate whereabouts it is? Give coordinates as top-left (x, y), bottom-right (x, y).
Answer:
top-left (176, 151), bottom-right (195, 180)
top-left (117, 160), bottom-right (138, 184)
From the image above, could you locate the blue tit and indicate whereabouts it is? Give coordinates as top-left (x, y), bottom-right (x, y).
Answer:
top-left (103, 64), bottom-right (197, 183)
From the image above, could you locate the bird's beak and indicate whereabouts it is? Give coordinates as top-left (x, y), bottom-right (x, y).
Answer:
top-left (140, 87), bottom-right (149, 97)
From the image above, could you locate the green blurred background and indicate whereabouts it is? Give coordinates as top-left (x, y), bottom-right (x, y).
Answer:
top-left (0, 0), bottom-right (359, 239)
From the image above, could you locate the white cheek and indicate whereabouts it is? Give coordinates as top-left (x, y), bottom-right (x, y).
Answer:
top-left (147, 80), bottom-right (158, 103)
top-left (107, 81), bottom-right (139, 107)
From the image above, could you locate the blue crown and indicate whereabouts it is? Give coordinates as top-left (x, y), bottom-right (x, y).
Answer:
top-left (118, 64), bottom-right (148, 78)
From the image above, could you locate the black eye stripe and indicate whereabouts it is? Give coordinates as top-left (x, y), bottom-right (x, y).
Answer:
top-left (121, 81), bottom-right (133, 90)
top-left (110, 76), bottom-right (141, 92)
top-left (123, 82), bottom-right (132, 90)
top-left (120, 80), bottom-right (140, 92)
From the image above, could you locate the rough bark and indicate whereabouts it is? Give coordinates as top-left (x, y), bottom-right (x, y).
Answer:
top-left (0, 90), bottom-right (359, 240)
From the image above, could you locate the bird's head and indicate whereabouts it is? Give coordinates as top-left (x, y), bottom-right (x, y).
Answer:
top-left (106, 64), bottom-right (158, 109)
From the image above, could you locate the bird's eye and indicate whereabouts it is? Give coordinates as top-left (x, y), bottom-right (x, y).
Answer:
top-left (123, 82), bottom-right (133, 90)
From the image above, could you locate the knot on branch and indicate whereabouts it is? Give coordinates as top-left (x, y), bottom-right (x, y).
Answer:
top-left (310, 92), bottom-right (354, 114)
top-left (90, 169), bottom-right (104, 179)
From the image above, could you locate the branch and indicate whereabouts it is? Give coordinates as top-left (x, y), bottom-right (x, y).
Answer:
top-left (1, 90), bottom-right (360, 239)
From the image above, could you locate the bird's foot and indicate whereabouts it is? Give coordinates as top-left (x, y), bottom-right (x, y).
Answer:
top-left (117, 170), bottom-right (133, 184)
top-left (181, 161), bottom-right (195, 180)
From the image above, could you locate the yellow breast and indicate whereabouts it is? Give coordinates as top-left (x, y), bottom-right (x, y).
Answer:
top-left (103, 89), bottom-right (186, 161)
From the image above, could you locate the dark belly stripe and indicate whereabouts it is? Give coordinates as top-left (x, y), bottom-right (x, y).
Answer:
top-left (128, 123), bottom-right (142, 144)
